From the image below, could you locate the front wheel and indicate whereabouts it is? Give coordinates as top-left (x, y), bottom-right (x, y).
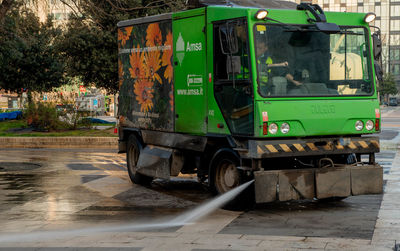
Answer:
top-left (211, 151), bottom-right (254, 210)
top-left (214, 156), bottom-right (241, 194)
top-left (126, 134), bottom-right (153, 186)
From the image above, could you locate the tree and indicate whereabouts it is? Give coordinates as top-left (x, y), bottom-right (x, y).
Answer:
top-left (56, 0), bottom-right (187, 93)
top-left (379, 72), bottom-right (398, 103)
top-left (0, 4), bottom-right (66, 94)
top-left (0, 0), bottom-right (15, 22)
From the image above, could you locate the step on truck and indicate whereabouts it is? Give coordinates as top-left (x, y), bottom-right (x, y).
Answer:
top-left (117, 0), bottom-right (384, 204)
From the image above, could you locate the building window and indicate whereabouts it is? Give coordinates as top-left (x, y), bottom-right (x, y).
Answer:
top-left (376, 6), bottom-right (381, 16)
top-left (393, 64), bottom-right (400, 75)
top-left (391, 20), bottom-right (400, 31)
top-left (390, 48), bottom-right (400, 61)
top-left (391, 35), bottom-right (400, 46)
top-left (391, 6), bottom-right (400, 15)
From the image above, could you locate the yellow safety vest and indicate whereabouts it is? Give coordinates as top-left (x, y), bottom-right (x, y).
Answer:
top-left (258, 56), bottom-right (273, 85)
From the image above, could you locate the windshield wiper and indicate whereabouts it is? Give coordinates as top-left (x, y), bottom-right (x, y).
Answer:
top-left (264, 17), bottom-right (303, 31)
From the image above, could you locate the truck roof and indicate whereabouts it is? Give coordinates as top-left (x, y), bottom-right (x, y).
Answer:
top-left (193, 0), bottom-right (297, 9)
top-left (117, 13), bottom-right (172, 28)
top-left (117, 0), bottom-right (297, 27)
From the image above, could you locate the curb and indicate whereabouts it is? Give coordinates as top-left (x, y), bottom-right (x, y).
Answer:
top-left (0, 137), bottom-right (118, 149)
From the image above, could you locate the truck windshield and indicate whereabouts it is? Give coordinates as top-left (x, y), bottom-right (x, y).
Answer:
top-left (254, 24), bottom-right (373, 97)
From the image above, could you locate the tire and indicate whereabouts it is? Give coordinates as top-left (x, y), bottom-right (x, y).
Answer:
top-left (126, 134), bottom-right (153, 186)
top-left (211, 151), bottom-right (254, 210)
top-left (214, 155), bottom-right (241, 194)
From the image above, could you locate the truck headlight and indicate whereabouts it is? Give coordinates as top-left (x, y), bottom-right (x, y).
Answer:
top-left (281, 123), bottom-right (290, 134)
top-left (268, 123), bottom-right (278, 134)
top-left (366, 120), bottom-right (374, 131)
top-left (364, 12), bottom-right (376, 23)
top-left (255, 9), bottom-right (268, 20)
top-left (355, 120), bottom-right (364, 131)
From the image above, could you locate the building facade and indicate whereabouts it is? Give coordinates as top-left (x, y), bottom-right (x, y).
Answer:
top-left (290, 0), bottom-right (400, 85)
top-left (25, 0), bottom-right (74, 26)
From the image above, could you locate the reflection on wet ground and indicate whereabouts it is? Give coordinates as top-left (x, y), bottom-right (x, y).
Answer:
top-left (221, 194), bottom-right (382, 239)
top-left (0, 149), bottom-right (390, 240)
top-left (0, 149), bottom-right (211, 234)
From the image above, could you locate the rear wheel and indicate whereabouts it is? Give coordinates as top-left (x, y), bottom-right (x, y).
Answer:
top-left (126, 134), bottom-right (153, 186)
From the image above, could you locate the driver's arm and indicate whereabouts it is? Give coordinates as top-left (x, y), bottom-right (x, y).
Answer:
top-left (286, 73), bottom-right (302, 86)
top-left (267, 61), bottom-right (289, 68)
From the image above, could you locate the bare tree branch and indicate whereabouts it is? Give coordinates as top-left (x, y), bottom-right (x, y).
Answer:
top-left (59, 0), bottom-right (80, 17)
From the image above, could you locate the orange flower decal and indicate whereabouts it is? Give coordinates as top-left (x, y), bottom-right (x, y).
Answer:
top-left (144, 50), bottom-right (162, 84)
top-left (162, 31), bottom-right (173, 83)
top-left (118, 59), bottom-right (124, 88)
top-left (134, 80), bottom-right (154, 112)
top-left (129, 45), bottom-right (145, 80)
top-left (146, 23), bottom-right (162, 47)
top-left (169, 89), bottom-right (174, 112)
top-left (118, 26), bottom-right (132, 47)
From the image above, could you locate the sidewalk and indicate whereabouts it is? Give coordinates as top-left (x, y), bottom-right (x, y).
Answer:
top-left (0, 137), bottom-right (118, 149)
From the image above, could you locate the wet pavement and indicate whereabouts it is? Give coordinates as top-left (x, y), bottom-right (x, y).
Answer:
top-left (0, 107), bottom-right (399, 250)
top-left (0, 149), bottom-right (211, 232)
top-left (0, 148), bottom-right (398, 250)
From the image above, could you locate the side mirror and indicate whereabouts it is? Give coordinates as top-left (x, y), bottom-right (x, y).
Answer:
top-left (372, 32), bottom-right (382, 61)
top-left (374, 61), bottom-right (383, 82)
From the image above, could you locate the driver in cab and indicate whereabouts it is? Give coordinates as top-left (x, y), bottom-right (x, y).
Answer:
top-left (256, 38), bottom-right (302, 95)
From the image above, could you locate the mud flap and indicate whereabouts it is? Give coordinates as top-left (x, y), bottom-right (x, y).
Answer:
top-left (254, 164), bottom-right (383, 203)
top-left (254, 169), bottom-right (314, 203)
top-left (315, 168), bottom-right (351, 199)
top-left (254, 171), bottom-right (278, 203)
top-left (136, 146), bottom-right (172, 179)
top-left (351, 165), bottom-right (383, 195)
top-left (279, 169), bottom-right (315, 201)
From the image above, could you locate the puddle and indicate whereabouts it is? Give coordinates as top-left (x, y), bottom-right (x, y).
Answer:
top-left (0, 162), bottom-right (41, 172)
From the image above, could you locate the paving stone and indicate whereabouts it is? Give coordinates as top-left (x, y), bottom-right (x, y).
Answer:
top-left (177, 209), bottom-right (241, 234)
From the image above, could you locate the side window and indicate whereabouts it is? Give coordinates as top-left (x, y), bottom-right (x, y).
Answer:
top-left (214, 20), bottom-right (250, 81)
top-left (213, 19), bottom-right (253, 136)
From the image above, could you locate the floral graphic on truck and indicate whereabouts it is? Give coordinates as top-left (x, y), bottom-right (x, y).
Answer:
top-left (134, 80), bottom-right (154, 112)
top-left (129, 45), bottom-right (145, 80)
top-left (118, 21), bottom-right (174, 131)
top-left (162, 32), bottom-right (173, 83)
top-left (118, 26), bottom-right (133, 47)
top-left (144, 50), bottom-right (162, 84)
top-left (146, 23), bottom-right (162, 47)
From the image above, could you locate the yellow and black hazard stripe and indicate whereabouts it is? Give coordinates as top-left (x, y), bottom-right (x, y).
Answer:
top-left (251, 137), bottom-right (380, 158)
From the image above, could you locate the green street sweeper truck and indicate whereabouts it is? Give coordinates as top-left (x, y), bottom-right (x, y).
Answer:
top-left (117, 0), bottom-right (384, 203)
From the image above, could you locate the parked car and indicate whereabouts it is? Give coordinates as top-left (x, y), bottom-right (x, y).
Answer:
top-left (389, 97), bottom-right (398, 106)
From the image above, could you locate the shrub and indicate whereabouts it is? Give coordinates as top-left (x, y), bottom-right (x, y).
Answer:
top-left (24, 102), bottom-right (67, 131)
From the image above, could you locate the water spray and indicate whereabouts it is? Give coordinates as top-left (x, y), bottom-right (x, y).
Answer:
top-left (0, 180), bottom-right (254, 243)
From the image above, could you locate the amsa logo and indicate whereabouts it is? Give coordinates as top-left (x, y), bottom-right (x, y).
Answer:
top-left (175, 32), bottom-right (203, 65)
top-left (186, 42), bottom-right (202, 52)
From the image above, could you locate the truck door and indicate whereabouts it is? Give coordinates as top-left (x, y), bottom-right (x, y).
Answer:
top-left (213, 19), bottom-right (254, 135)
top-left (173, 11), bottom-right (207, 135)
